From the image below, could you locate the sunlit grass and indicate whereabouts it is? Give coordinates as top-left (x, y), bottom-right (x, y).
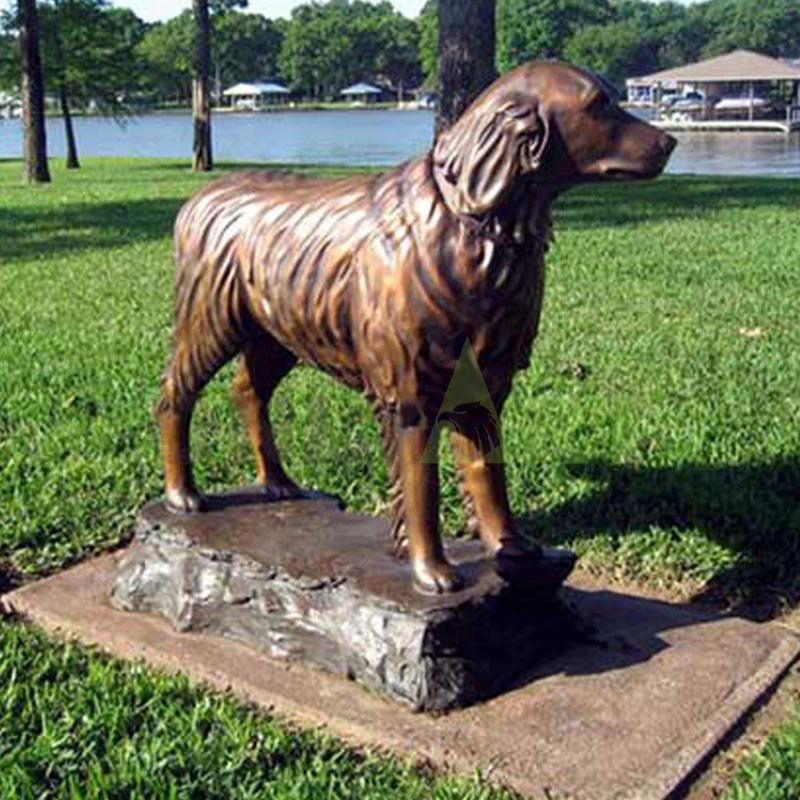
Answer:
top-left (0, 621), bottom-right (510, 800)
top-left (1, 158), bottom-right (799, 798)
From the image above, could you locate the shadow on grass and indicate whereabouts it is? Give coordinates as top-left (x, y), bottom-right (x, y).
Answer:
top-left (521, 457), bottom-right (800, 619)
top-left (139, 160), bottom-right (379, 175)
top-left (0, 197), bottom-right (184, 263)
top-left (0, 561), bottom-right (22, 597)
top-left (558, 175), bottom-right (800, 230)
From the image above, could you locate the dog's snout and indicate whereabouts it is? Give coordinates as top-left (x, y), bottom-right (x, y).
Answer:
top-left (659, 132), bottom-right (677, 155)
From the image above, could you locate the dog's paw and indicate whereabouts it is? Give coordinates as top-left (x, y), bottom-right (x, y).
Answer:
top-left (261, 483), bottom-right (345, 508)
top-left (493, 536), bottom-right (577, 587)
top-left (412, 558), bottom-right (462, 595)
top-left (165, 488), bottom-right (205, 514)
top-left (494, 535), bottom-right (543, 563)
top-left (492, 535), bottom-right (544, 581)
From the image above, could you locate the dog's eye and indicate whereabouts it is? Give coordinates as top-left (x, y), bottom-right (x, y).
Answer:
top-left (501, 99), bottom-right (535, 121)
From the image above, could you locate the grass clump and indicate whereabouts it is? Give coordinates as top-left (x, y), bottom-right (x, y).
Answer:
top-left (726, 710), bottom-right (800, 800)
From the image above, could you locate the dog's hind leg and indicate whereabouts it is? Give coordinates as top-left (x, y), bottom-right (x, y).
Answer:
top-left (158, 332), bottom-right (242, 514)
top-left (232, 337), bottom-right (306, 500)
top-left (158, 257), bottom-right (249, 513)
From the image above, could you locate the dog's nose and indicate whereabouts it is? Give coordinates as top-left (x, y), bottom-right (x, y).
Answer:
top-left (659, 132), bottom-right (678, 155)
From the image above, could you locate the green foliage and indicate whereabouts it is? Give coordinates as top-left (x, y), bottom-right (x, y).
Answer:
top-left (215, 12), bottom-right (284, 84)
top-left (0, 31), bottom-right (15, 91)
top-left (497, 0), bottom-right (611, 72)
top-left (279, 0), bottom-right (420, 98)
top-left (700, 0), bottom-right (800, 58)
top-left (209, 0), bottom-right (247, 13)
top-left (564, 21), bottom-right (656, 85)
top-left (7, 0), bottom-right (800, 109)
top-left (38, 0), bottom-right (145, 114)
top-left (726, 710), bottom-right (800, 799)
top-left (610, 0), bottom-right (708, 69)
top-left (498, 0), bottom-right (800, 85)
top-left (135, 9), bottom-right (285, 104)
top-left (0, 620), bottom-right (512, 799)
top-left (136, 11), bottom-right (195, 102)
top-left (418, 0), bottom-right (437, 87)
top-left (135, 2), bottom-right (423, 103)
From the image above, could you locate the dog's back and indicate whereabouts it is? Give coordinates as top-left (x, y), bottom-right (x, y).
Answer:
top-left (170, 158), bottom-right (451, 399)
top-left (172, 170), bottom-right (380, 383)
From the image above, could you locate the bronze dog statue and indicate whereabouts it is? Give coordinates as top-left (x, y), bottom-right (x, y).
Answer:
top-left (158, 61), bottom-right (675, 593)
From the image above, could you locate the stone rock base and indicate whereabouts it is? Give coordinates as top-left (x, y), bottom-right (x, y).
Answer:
top-left (109, 491), bottom-right (577, 712)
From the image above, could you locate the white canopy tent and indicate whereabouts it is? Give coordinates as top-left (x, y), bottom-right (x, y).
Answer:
top-left (223, 82), bottom-right (290, 109)
top-left (340, 82), bottom-right (383, 104)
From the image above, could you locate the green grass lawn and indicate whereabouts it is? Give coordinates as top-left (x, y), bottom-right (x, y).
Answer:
top-left (1, 158), bottom-right (799, 797)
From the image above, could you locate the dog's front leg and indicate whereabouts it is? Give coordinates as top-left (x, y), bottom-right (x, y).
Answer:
top-left (450, 428), bottom-right (544, 577)
top-left (451, 430), bottom-right (514, 552)
top-left (396, 420), bottom-right (461, 594)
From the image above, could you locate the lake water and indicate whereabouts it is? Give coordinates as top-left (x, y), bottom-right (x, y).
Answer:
top-left (1, 109), bottom-right (799, 177)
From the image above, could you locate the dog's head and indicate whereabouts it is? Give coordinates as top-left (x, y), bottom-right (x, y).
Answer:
top-left (433, 60), bottom-right (676, 216)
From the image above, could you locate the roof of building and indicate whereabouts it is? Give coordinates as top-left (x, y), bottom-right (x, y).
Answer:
top-left (628, 49), bottom-right (800, 85)
top-left (340, 82), bottom-right (382, 95)
top-left (223, 82), bottom-right (290, 96)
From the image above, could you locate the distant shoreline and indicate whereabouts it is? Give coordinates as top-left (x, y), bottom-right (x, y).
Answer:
top-left (0, 103), bottom-right (435, 122)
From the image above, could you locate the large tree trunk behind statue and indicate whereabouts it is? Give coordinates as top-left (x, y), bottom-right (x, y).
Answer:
top-left (192, 0), bottom-right (212, 172)
top-left (436, 0), bottom-right (497, 137)
top-left (19, 0), bottom-right (50, 184)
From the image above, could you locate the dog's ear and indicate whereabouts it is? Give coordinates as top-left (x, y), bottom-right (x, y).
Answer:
top-left (433, 96), bottom-right (549, 217)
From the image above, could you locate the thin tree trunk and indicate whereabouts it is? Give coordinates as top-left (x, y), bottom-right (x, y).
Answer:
top-left (192, 0), bottom-right (212, 172)
top-left (436, 0), bottom-right (497, 137)
top-left (19, 0), bottom-right (50, 184)
top-left (59, 85), bottom-right (79, 169)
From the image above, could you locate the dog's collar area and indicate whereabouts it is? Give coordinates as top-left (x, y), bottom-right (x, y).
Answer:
top-left (459, 213), bottom-right (523, 250)
top-left (457, 192), bottom-right (554, 254)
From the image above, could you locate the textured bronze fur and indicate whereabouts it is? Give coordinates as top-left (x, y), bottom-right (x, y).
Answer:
top-left (158, 61), bottom-right (675, 594)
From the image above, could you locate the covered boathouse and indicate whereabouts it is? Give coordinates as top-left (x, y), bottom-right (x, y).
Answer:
top-left (627, 49), bottom-right (800, 134)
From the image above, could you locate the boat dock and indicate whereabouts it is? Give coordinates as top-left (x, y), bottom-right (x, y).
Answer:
top-left (627, 50), bottom-right (800, 136)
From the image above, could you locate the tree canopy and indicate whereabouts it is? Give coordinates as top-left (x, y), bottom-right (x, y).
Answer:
top-left (39, 0), bottom-right (143, 114)
top-left (278, 1), bottom-right (420, 99)
top-left (0, 31), bottom-right (16, 90)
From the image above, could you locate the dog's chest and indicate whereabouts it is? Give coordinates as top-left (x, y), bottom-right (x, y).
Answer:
top-left (465, 237), bottom-right (547, 367)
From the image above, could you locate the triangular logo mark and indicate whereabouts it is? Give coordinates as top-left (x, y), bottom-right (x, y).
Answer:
top-left (422, 338), bottom-right (502, 464)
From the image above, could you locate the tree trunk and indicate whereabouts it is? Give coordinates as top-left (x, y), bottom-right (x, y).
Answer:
top-left (59, 85), bottom-right (79, 169)
top-left (19, 0), bottom-right (50, 184)
top-left (192, 0), bottom-right (212, 172)
top-left (436, 0), bottom-right (497, 137)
